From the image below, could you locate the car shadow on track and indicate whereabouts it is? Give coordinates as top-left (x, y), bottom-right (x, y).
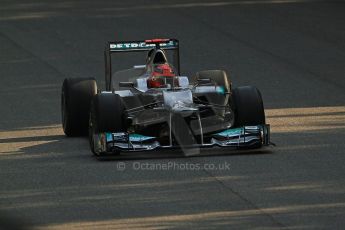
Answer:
top-left (1, 122), bottom-right (345, 229)
top-left (96, 148), bottom-right (274, 161)
top-left (0, 132), bottom-right (273, 162)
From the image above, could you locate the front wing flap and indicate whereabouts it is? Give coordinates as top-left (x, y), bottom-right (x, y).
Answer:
top-left (92, 125), bottom-right (270, 154)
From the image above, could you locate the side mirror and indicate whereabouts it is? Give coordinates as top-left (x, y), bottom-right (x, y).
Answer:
top-left (133, 65), bottom-right (146, 69)
top-left (119, 82), bottom-right (134, 88)
top-left (197, 78), bottom-right (212, 84)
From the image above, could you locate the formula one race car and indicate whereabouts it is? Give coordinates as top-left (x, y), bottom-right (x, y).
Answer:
top-left (61, 38), bottom-right (270, 156)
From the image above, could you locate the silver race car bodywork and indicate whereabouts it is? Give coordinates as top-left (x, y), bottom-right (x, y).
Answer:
top-left (61, 38), bottom-right (271, 156)
top-left (91, 71), bottom-right (270, 154)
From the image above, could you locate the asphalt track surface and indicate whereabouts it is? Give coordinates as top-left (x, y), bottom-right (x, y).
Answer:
top-left (1, 0), bottom-right (345, 229)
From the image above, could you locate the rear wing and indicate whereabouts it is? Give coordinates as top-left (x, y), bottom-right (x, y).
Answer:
top-left (105, 38), bottom-right (180, 90)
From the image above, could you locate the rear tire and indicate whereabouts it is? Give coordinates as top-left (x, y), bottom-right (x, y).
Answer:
top-left (195, 70), bottom-right (231, 93)
top-left (61, 78), bottom-right (97, 136)
top-left (195, 70), bottom-right (232, 118)
top-left (232, 86), bottom-right (265, 127)
top-left (89, 93), bottom-right (126, 155)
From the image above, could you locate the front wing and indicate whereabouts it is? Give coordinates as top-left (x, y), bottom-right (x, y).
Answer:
top-left (92, 125), bottom-right (270, 155)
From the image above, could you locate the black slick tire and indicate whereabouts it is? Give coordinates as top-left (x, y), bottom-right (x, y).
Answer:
top-left (232, 86), bottom-right (265, 127)
top-left (61, 78), bottom-right (97, 136)
top-left (89, 93), bottom-right (126, 155)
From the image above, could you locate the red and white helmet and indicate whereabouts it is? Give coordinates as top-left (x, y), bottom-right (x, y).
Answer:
top-left (147, 64), bottom-right (176, 88)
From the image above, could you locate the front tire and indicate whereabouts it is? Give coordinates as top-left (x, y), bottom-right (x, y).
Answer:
top-left (232, 86), bottom-right (265, 127)
top-left (61, 78), bottom-right (97, 136)
top-left (89, 93), bottom-right (126, 155)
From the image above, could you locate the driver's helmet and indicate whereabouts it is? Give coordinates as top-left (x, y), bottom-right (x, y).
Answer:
top-left (147, 64), bottom-right (176, 88)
